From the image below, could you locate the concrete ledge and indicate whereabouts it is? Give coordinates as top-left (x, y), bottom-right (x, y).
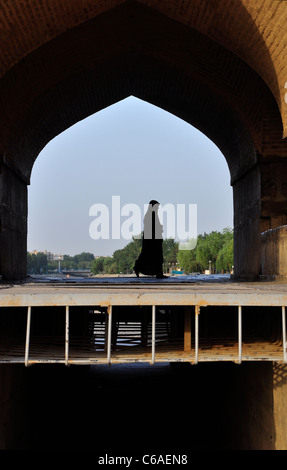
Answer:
top-left (1, 279), bottom-right (287, 307)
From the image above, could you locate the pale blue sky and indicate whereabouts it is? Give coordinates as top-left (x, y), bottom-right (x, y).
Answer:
top-left (27, 96), bottom-right (233, 257)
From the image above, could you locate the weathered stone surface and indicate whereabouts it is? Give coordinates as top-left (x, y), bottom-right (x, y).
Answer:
top-left (261, 225), bottom-right (287, 279)
top-left (0, 160), bottom-right (27, 279)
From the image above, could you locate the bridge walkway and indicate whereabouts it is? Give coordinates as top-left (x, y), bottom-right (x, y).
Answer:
top-left (0, 275), bottom-right (286, 366)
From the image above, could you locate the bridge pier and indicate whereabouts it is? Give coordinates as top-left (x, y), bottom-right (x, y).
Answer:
top-left (0, 160), bottom-right (27, 280)
top-left (261, 226), bottom-right (287, 280)
top-left (231, 362), bottom-right (276, 449)
top-left (233, 166), bottom-right (261, 281)
top-left (272, 363), bottom-right (287, 450)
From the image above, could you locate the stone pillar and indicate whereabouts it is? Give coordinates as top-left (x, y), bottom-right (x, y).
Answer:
top-left (259, 160), bottom-right (287, 279)
top-left (0, 159), bottom-right (27, 280)
top-left (273, 363), bottom-right (287, 450)
top-left (261, 226), bottom-right (287, 279)
top-left (260, 160), bottom-right (287, 230)
top-left (230, 363), bottom-right (287, 450)
top-left (232, 362), bottom-right (276, 450)
top-left (232, 166), bottom-right (261, 280)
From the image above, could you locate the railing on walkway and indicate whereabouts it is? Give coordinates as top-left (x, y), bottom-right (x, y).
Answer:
top-left (0, 303), bottom-right (286, 366)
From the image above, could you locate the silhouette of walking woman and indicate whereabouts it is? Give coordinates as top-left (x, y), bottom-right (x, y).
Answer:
top-left (134, 200), bottom-right (166, 278)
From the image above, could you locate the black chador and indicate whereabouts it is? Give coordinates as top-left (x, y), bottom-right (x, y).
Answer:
top-left (134, 200), bottom-right (165, 278)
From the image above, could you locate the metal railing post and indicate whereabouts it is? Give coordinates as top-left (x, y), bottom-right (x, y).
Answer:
top-left (238, 306), bottom-right (242, 364)
top-left (195, 305), bottom-right (200, 364)
top-left (25, 306), bottom-right (31, 367)
top-left (151, 305), bottom-right (156, 364)
top-left (107, 306), bottom-right (112, 365)
top-left (65, 306), bottom-right (69, 366)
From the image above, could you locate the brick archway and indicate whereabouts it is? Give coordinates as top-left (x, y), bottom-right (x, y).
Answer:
top-left (0, 0), bottom-right (286, 279)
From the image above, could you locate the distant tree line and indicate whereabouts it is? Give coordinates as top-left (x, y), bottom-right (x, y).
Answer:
top-left (177, 228), bottom-right (233, 274)
top-left (27, 228), bottom-right (233, 275)
top-left (27, 252), bottom-right (49, 274)
top-left (91, 228), bottom-right (233, 275)
top-left (27, 251), bottom-right (94, 274)
top-left (91, 237), bottom-right (179, 275)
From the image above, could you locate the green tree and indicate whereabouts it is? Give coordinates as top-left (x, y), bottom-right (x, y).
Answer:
top-left (194, 234), bottom-right (210, 270)
top-left (163, 238), bottom-right (178, 272)
top-left (62, 255), bottom-right (77, 270)
top-left (73, 252), bottom-right (94, 269)
top-left (113, 236), bottom-right (142, 273)
top-left (27, 252), bottom-right (48, 274)
top-left (216, 232), bottom-right (233, 272)
top-left (177, 228), bottom-right (233, 273)
top-left (177, 248), bottom-right (200, 273)
top-left (91, 256), bottom-right (107, 274)
top-left (103, 257), bottom-right (118, 274)
top-left (195, 230), bottom-right (231, 271)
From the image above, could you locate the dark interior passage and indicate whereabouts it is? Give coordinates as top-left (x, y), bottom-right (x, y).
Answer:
top-left (19, 361), bottom-right (261, 451)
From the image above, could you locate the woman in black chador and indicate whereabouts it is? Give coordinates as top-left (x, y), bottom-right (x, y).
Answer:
top-left (134, 200), bottom-right (165, 278)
